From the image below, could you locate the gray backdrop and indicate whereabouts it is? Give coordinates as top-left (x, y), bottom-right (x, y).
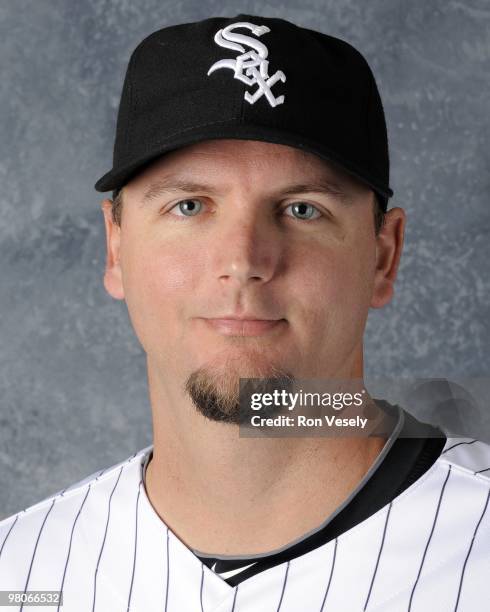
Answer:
top-left (1, 1), bottom-right (489, 519)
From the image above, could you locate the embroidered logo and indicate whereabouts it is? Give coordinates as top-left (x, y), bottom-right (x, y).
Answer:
top-left (207, 21), bottom-right (286, 108)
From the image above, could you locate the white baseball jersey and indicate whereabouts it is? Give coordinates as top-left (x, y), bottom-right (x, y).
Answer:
top-left (1, 436), bottom-right (489, 611)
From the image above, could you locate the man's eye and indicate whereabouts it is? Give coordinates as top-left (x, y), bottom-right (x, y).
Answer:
top-left (169, 199), bottom-right (203, 216)
top-left (166, 199), bottom-right (322, 220)
top-left (283, 202), bottom-right (322, 221)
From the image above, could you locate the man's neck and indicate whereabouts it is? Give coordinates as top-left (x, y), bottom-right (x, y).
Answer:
top-left (144, 410), bottom-right (390, 556)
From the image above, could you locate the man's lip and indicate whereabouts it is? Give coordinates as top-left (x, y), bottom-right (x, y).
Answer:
top-left (205, 315), bottom-right (283, 321)
top-left (201, 317), bottom-right (286, 336)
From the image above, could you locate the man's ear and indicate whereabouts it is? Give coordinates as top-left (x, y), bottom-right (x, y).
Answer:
top-left (100, 199), bottom-right (125, 300)
top-left (370, 206), bottom-right (406, 309)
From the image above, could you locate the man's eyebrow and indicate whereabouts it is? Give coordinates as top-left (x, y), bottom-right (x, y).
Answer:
top-left (139, 177), bottom-right (347, 206)
top-left (277, 180), bottom-right (345, 198)
top-left (140, 178), bottom-right (220, 205)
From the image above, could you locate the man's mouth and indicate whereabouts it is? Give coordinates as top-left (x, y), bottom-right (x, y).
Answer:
top-left (201, 317), bottom-right (286, 336)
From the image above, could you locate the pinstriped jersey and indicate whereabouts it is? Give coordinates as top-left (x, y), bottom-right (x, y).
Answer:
top-left (0, 437), bottom-right (489, 611)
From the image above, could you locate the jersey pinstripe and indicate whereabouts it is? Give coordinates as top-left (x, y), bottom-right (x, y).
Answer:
top-left (0, 437), bottom-right (489, 611)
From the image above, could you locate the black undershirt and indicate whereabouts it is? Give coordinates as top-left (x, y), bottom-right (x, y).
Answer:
top-left (195, 401), bottom-right (447, 586)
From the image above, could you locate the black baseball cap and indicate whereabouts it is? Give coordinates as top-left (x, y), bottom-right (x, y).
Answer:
top-left (95, 14), bottom-right (394, 209)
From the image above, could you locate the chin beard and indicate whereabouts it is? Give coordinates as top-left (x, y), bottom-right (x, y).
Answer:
top-left (184, 352), bottom-right (295, 425)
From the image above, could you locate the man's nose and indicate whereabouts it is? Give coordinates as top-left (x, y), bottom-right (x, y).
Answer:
top-left (212, 212), bottom-right (282, 287)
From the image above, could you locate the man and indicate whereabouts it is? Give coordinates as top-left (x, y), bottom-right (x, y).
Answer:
top-left (1, 14), bottom-right (489, 612)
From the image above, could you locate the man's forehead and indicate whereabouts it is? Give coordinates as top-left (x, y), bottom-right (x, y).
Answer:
top-left (127, 138), bottom-right (365, 194)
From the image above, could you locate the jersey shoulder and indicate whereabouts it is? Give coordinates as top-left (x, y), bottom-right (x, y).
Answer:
top-left (436, 435), bottom-right (490, 483)
top-left (0, 446), bottom-right (152, 573)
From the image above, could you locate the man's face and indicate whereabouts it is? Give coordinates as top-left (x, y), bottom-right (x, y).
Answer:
top-left (102, 139), bottom-right (399, 423)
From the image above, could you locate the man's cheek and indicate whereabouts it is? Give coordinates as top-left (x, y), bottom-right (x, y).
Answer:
top-left (147, 247), bottom-right (203, 292)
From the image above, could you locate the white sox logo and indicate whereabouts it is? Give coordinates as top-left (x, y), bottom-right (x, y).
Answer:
top-left (207, 22), bottom-right (286, 108)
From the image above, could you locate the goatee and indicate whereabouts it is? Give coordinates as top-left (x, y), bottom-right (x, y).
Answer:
top-left (184, 350), bottom-right (294, 425)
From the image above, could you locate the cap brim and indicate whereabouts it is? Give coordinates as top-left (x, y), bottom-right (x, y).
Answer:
top-left (94, 122), bottom-right (394, 203)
